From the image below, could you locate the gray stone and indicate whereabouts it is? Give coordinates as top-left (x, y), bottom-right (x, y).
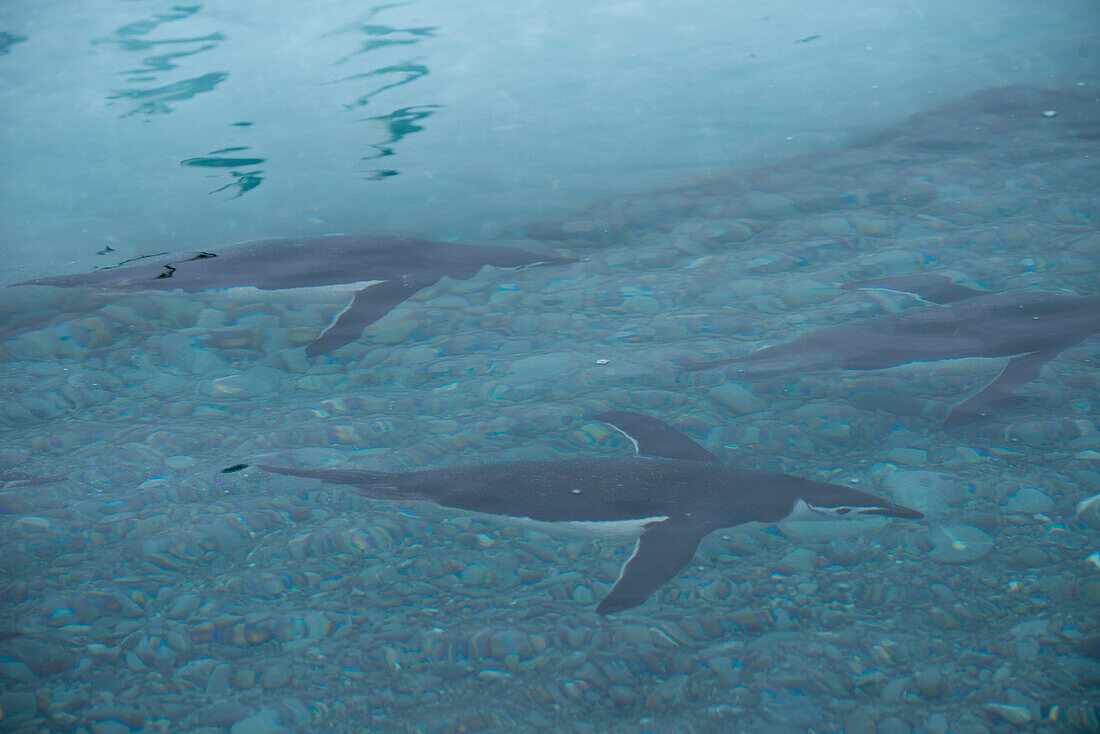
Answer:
top-left (507, 353), bottom-right (579, 380)
top-left (607, 684), bottom-right (634, 704)
top-left (205, 368), bottom-right (277, 397)
top-left (925, 713), bottom-right (950, 734)
top-left (4, 639), bottom-right (73, 676)
top-left (0, 658), bottom-right (34, 682)
top-left (879, 469), bottom-right (951, 518)
top-left (1075, 493), bottom-right (1100, 531)
top-left (260, 661), bottom-right (293, 689)
top-left (197, 701), bottom-right (253, 727)
top-left (145, 374), bottom-right (188, 398)
top-left (90, 722), bottom-right (133, 734)
top-left (1008, 419), bottom-right (1081, 447)
top-left (884, 447), bottom-right (927, 466)
top-left (165, 455), bottom-right (197, 470)
top-left (983, 703), bottom-right (1032, 725)
top-left (206, 663), bottom-right (233, 695)
top-left (1005, 487), bottom-right (1054, 514)
top-left (879, 676), bottom-right (910, 703)
top-left (619, 295), bottom-right (661, 314)
top-left (0, 691), bottom-right (37, 721)
top-left (913, 667), bottom-right (942, 698)
top-left (843, 712), bottom-right (876, 734)
top-left (166, 594), bottom-right (201, 619)
top-left (1077, 470), bottom-right (1100, 492)
top-left (822, 539), bottom-right (860, 567)
top-left (925, 524), bottom-right (994, 564)
top-left (1012, 546), bottom-right (1049, 567)
top-left (709, 384), bottom-right (766, 414)
top-left (89, 670), bottom-right (124, 694)
top-left (230, 708), bottom-right (286, 734)
top-left (876, 716), bottom-right (911, 734)
top-left (775, 548), bottom-right (817, 574)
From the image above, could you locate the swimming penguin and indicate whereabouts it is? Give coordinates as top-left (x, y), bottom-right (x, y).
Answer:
top-left (683, 275), bottom-right (1100, 427)
top-left (255, 411), bottom-right (922, 614)
top-left (10, 233), bottom-right (574, 356)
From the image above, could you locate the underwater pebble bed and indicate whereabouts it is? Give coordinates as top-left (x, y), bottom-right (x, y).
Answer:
top-left (1, 87), bottom-right (1099, 733)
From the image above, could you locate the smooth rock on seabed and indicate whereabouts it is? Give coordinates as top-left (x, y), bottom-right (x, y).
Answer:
top-left (1, 86), bottom-right (1099, 733)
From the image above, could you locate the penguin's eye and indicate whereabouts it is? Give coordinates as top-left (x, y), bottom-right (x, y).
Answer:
top-left (834, 507), bottom-right (851, 515)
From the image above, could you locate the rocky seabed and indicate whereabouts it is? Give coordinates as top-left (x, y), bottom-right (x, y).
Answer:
top-left (1, 88), bottom-right (1099, 732)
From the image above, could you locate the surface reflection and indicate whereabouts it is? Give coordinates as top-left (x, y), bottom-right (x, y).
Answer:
top-left (180, 146), bottom-right (266, 198)
top-left (96, 5), bottom-right (226, 116)
top-left (329, 3), bottom-right (438, 180)
top-left (0, 30), bottom-right (27, 55)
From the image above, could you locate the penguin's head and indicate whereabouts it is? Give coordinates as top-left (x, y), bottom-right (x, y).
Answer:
top-left (792, 498), bottom-right (924, 520)
top-left (784, 480), bottom-right (924, 522)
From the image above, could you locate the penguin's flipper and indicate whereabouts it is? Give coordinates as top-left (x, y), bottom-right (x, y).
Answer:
top-left (306, 279), bottom-right (425, 357)
top-left (945, 348), bottom-right (1058, 427)
top-left (596, 517), bottom-right (710, 615)
top-left (595, 411), bottom-right (720, 463)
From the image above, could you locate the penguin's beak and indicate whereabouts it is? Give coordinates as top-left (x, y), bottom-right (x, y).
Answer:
top-left (861, 503), bottom-right (924, 520)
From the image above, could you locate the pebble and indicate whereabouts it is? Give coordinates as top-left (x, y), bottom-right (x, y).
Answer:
top-left (607, 685), bottom-right (635, 704)
top-left (982, 703), bottom-right (1032, 725)
top-left (230, 708), bottom-right (286, 734)
top-left (925, 524), bottom-right (994, 564)
top-left (507, 353), bottom-right (580, 380)
top-left (260, 662), bottom-right (293, 689)
top-left (925, 715), bottom-right (949, 734)
top-left (196, 701), bottom-right (253, 727)
top-left (821, 538), bottom-right (860, 566)
top-left (164, 455), bottom-right (197, 470)
top-left (884, 447), bottom-right (927, 466)
top-left (842, 712), bottom-right (875, 734)
top-left (1076, 494), bottom-right (1100, 531)
top-left (1077, 470), bottom-right (1100, 492)
top-left (879, 469), bottom-right (951, 518)
top-left (618, 295), bottom-right (662, 314)
top-left (0, 659), bottom-right (35, 682)
top-left (1011, 546), bottom-right (1049, 567)
top-left (1005, 487), bottom-right (1053, 514)
top-left (774, 548), bottom-right (816, 574)
top-left (1007, 419), bottom-right (1082, 447)
top-left (0, 691), bottom-right (37, 721)
top-left (876, 716), bottom-right (911, 734)
top-left (913, 667), bottom-right (942, 698)
top-left (206, 663), bottom-right (233, 695)
top-left (90, 721), bottom-right (133, 734)
top-left (708, 384), bottom-right (766, 414)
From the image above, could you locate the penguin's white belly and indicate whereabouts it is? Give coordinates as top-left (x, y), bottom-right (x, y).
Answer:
top-left (471, 512), bottom-right (670, 541)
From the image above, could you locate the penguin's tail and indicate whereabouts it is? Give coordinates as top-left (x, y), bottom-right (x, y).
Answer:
top-left (255, 464), bottom-right (401, 495)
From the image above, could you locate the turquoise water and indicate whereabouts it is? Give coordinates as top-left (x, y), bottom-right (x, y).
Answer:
top-left (1, 1), bottom-right (1099, 732)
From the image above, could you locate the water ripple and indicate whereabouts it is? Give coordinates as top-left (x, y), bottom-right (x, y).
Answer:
top-left (0, 31), bottom-right (27, 56)
top-left (96, 5), bottom-right (227, 117)
top-left (181, 146), bottom-right (266, 198)
top-left (331, 4), bottom-right (440, 180)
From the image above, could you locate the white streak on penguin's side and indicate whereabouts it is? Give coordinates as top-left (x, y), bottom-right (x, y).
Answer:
top-left (255, 411), bottom-right (922, 615)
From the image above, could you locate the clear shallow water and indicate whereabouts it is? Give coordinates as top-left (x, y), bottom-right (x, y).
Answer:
top-left (1, 1), bottom-right (1099, 733)
top-left (3, 0), bottom-right (1099, 277)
